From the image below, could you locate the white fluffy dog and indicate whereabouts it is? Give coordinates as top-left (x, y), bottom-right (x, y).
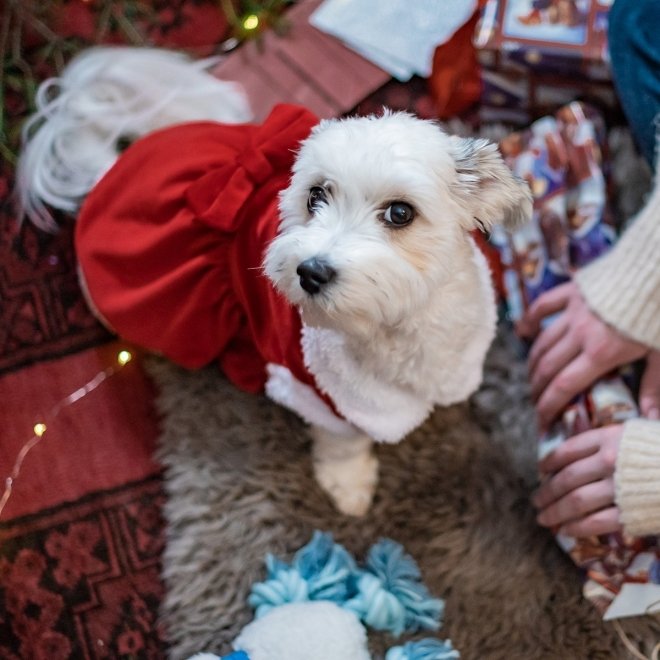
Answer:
top-left (17, 48), bottom-right (531, 516)
top-left (265, 113), bottom-right (530, 514)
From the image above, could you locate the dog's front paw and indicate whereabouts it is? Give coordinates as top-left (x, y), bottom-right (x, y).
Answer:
top-left (313, 451), bottom-right (378, 517)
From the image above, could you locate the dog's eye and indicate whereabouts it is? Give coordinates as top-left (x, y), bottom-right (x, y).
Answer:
top-left (307, 186), bottom-right (328, 213)
top-left (383, 202), bottom-right (415, 228)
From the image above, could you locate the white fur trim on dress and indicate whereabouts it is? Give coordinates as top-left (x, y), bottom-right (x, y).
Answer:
top-left (265, 364), bottom-right (355, 436)
top-left (300, 326), bottom-right (433, 444)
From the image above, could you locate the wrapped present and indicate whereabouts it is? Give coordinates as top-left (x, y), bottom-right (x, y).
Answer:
top-left (494, 102), bottom-right (613, 315)
top-left (474, 0), bottom-right (618, 125)
top-left (493, 102), bottom-right (660, 619)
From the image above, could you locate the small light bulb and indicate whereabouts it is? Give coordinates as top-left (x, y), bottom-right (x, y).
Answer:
top-left (243, 14), bottom-right (259, 31)
top-left (117, 350), bottom-right (132, 366)
top-left (34, 423), bottom-right (47, 437)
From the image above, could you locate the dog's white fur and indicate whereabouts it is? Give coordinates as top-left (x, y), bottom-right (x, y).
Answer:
top-left (17, 48), bottom-right (531, 517)
top-left (265, 113), bottom-right (531, 514)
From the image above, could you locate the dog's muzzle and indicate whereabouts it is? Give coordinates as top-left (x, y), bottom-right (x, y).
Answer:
top-left (296, 257), bottom-right (336, 295)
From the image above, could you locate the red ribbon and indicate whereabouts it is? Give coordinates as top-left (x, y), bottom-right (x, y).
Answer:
top-left (186, 104), bottom-right (319, 232)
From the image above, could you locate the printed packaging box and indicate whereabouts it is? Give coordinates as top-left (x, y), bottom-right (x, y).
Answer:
top-left (474, 0), bottom-right (617, 124)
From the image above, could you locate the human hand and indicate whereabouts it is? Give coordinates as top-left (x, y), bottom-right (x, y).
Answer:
top-left (533, 354), bottom-right (660, 537)
top-left (533, 425), bottom-right (623, 537)
top-left (518, 281), bottom-right (649, 430)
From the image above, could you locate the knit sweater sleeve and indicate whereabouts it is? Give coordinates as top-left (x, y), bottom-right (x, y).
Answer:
top-left (576, 177), bottom-right (660, 536)
top-left (615, 418), bottom-right (660, 536)
top-left (575, 177), bottom-right (660, 350)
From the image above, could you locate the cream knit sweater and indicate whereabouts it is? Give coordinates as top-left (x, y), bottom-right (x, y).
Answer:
top-left (575, 171), bottom-right (660, 536)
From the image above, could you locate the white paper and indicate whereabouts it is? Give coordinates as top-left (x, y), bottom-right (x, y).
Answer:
top-left (310, 0), bottom-right (478, 81)
top-left (603, 582), bottom-right (660, 620)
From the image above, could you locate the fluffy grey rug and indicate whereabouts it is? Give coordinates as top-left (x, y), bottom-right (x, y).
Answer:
top-left (150, 329), bottom-right (660, 660)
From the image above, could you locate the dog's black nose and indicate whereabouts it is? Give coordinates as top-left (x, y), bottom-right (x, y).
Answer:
top-left (296, 257), bottom-right (336, 295)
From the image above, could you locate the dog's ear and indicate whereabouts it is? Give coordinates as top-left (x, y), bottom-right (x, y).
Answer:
top-left (449, 136), bottom-right (532, 232)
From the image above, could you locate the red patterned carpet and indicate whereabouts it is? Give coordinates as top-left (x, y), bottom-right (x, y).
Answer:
top-left (0, 3), bottom-right (229, 657)
top-left (0, 477), bottom-right (165, 659)
top-left (0, 2), bottom-right (439, 657)
top-left (0, 341), bottom-right (165, 658)
top-left (0, 214), bottom-right (111, 374)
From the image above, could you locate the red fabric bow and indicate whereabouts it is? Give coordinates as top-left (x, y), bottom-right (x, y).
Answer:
top-left (76, 104), bottom-right (320, 386)
top-left (186, 104), bottom-right (317, 232)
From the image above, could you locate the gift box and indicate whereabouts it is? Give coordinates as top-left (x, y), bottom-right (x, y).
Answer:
top-left (491, 102), bottom-right (660, 620)
top-left (474, 0), bottom-right (618, 124)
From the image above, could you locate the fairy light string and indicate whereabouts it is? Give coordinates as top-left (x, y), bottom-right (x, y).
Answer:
top-left (0, 348), bottom-right (133, 520)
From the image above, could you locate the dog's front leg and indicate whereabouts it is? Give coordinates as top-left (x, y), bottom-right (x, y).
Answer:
top-left (310, 426), bottom-right (378, 517)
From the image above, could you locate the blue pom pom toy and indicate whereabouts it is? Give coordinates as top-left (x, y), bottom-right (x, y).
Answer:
top-left (187, 532), bottom-right (459, 660)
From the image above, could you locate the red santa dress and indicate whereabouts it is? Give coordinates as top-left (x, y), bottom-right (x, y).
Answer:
top-left (76, 104), bottom-right (352, 432)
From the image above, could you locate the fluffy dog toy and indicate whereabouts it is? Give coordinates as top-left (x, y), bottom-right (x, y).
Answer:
top-left (17, 47), bottom-right (532, 515)
top-left (186, 531), bottom-right (460, 660)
